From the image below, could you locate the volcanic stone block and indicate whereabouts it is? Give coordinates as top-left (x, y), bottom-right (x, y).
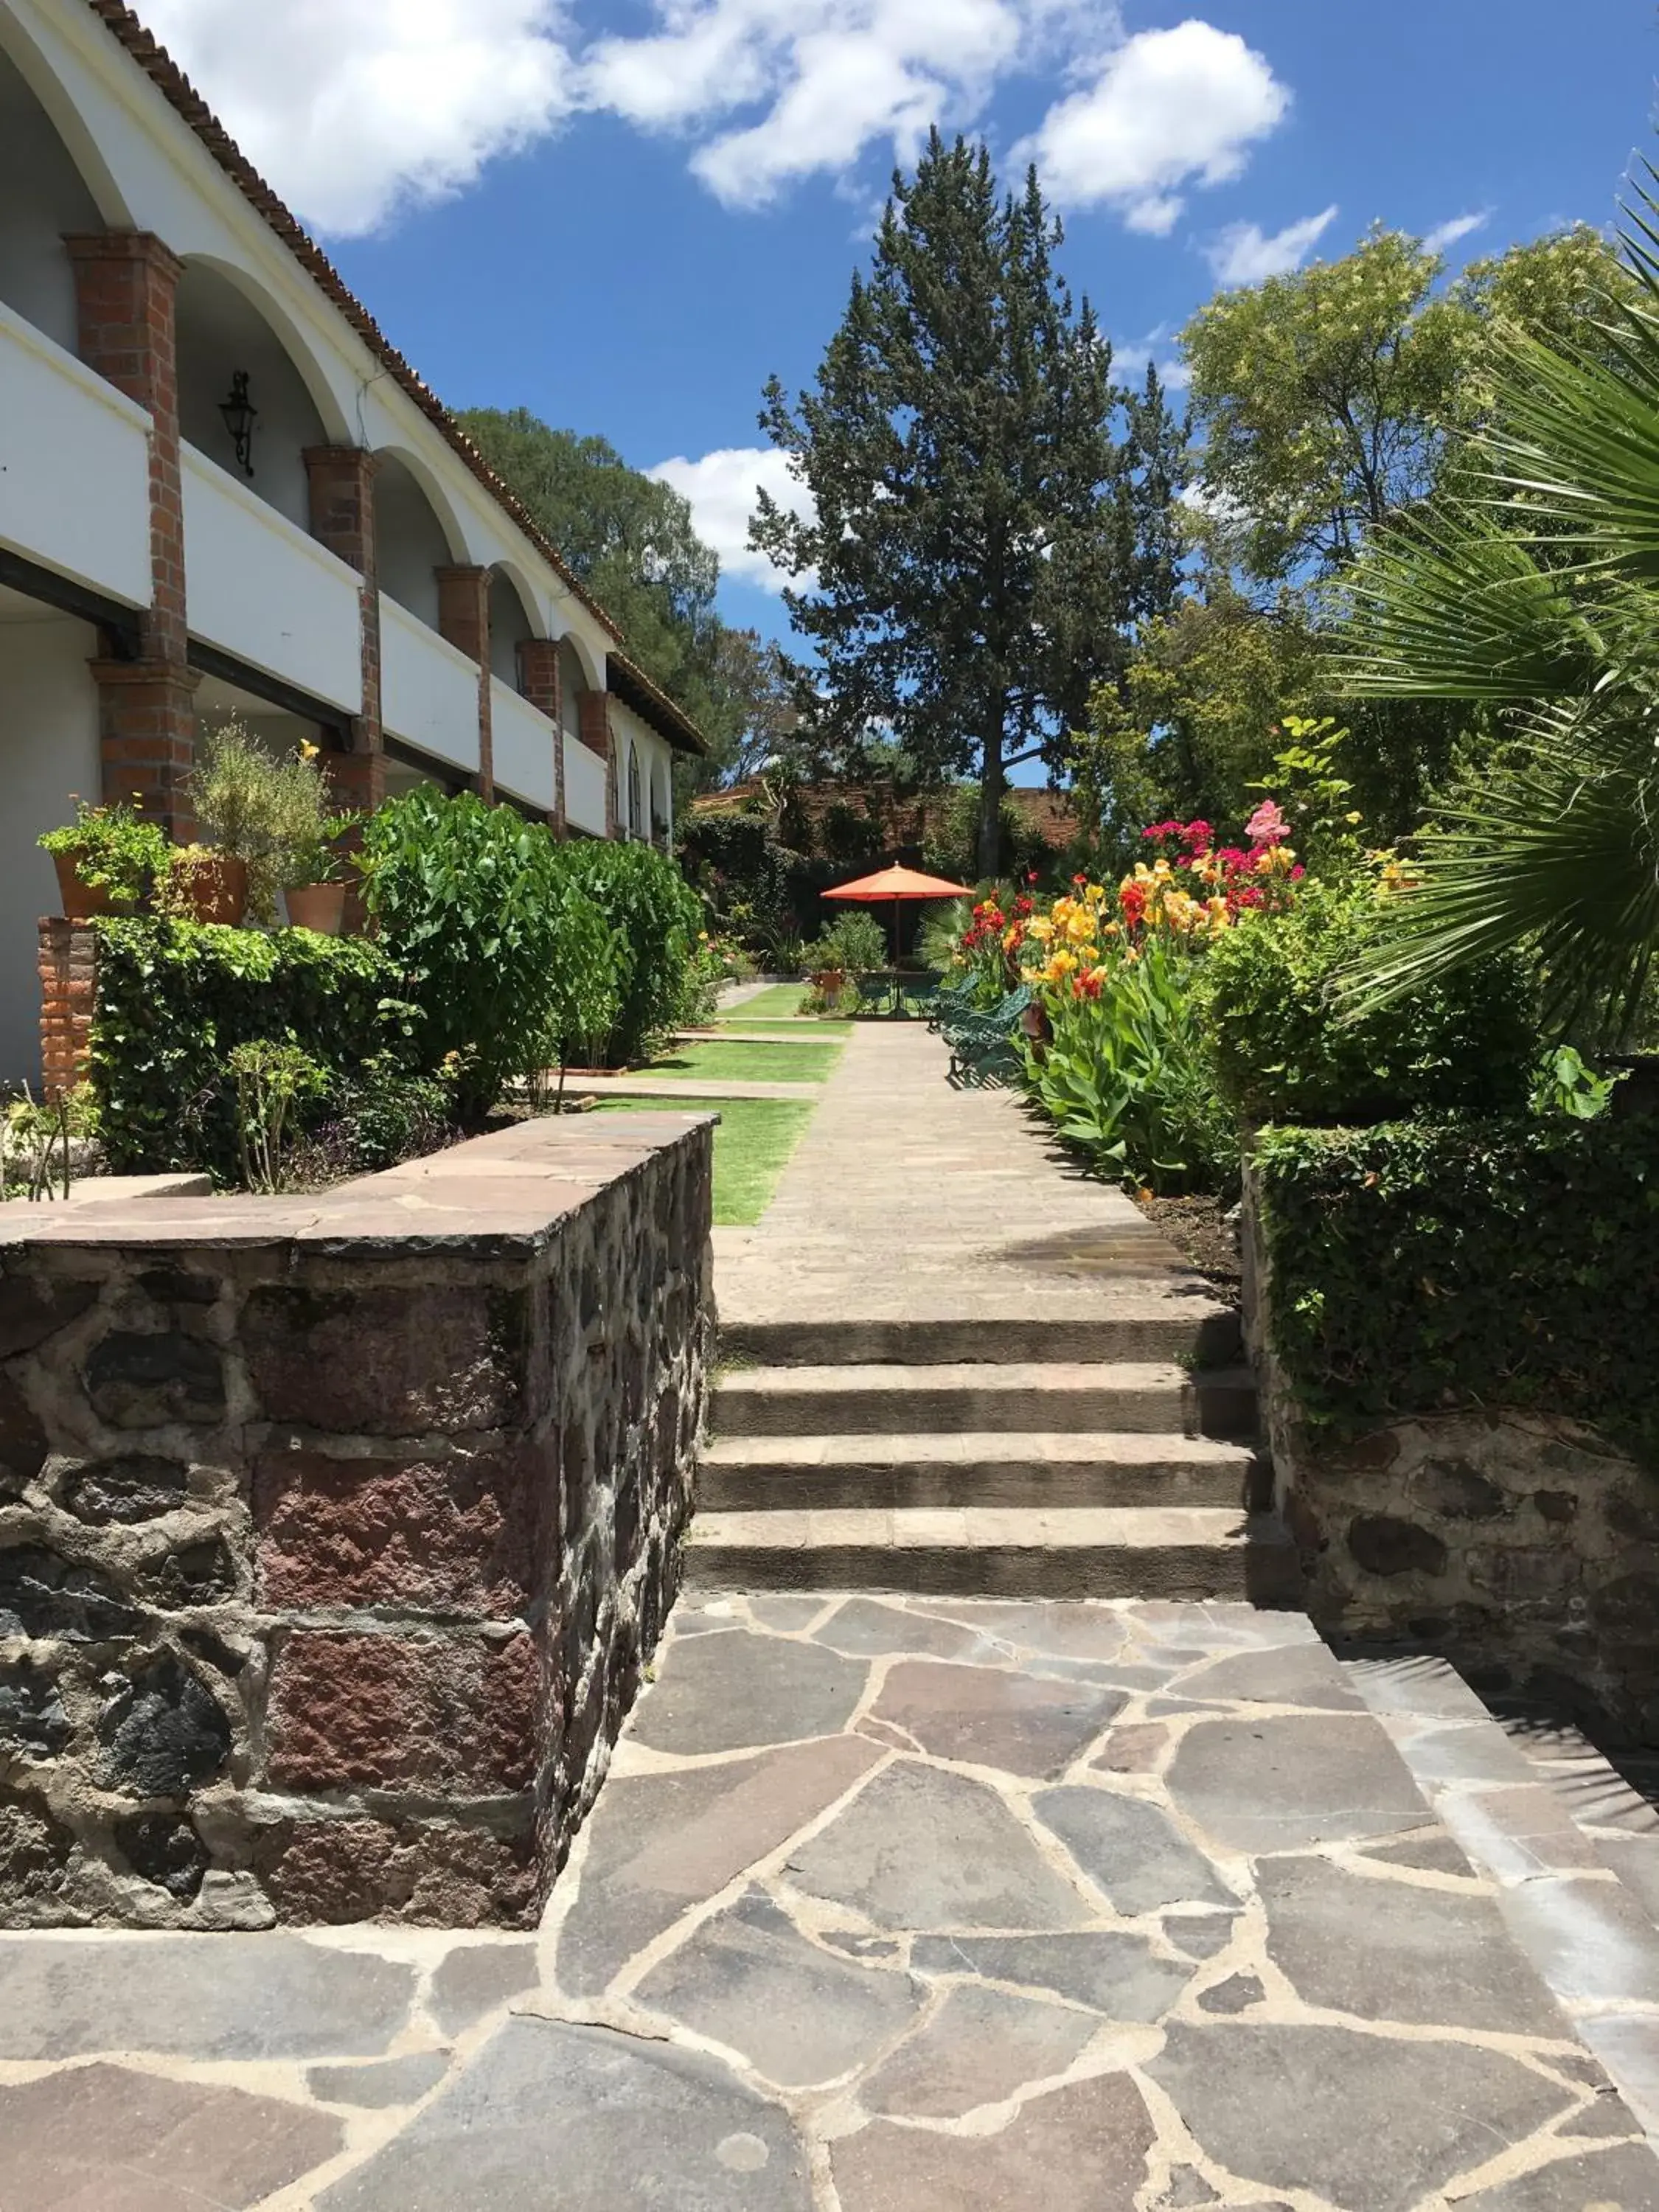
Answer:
top-left (257, 1814), bottom-right (542, 1929)
top-left (265, 1630), bottom-right (540, 1794)
top-left (0, 1659), bottom-right (72, 1756)
top-left (0, 1368), bottom-right (48, 1498)
top-left (98, 1653), bottom-right (233, 1798)
top-left (58, 1455), bottom-right (190, 1523)
top-left (0, 1272), bottom-right (96, 1358)
top-left (0, 1787), bottom-right (76, 1910)
top-left (114, 1811), bottom-right (210, 1900)
top-left (243, 1284), bottom-right (533, 1433)
top-left (85, 1329), bottom-right (226, 1426)
top-left (0, 1544), bottom-right (142, 1643)
top-left (253, 1444), bottom-right (547, 1614)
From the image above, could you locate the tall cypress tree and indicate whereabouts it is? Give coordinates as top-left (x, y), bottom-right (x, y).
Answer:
top-left (754, 131), bottom-right (1183, 876)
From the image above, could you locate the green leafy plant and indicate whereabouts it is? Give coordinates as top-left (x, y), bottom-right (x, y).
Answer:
top-left (227, 1039), bottom-right (327, 1192)
top-left (1197, 874), bottom-right (1537, 1125)
top-left (806, 908), bottom-right (888, 978)
top-left (1021, 936), bottom-right (1234, 1193)
top-left (38, 801), bottom-right (168, 908)
top-left (1530, 1043), bottom-right (1621, 1121)
top-left (549, 838), bottom-right (703, 1064)
top-left (525, 872), bottom-right (622, 1110)
top-left (89, 917), bottom-right (415, 1180)
top-left (1253, 1116), bottom-right (1659, 1463)
top-left (187, 722), bottom-right (292, 922)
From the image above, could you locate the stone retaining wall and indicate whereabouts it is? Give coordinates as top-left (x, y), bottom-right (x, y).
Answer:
top-left (1241, 1162), bottom-right (1659, 1744)
top-left (0, 1113), bottom-right (714, 1928)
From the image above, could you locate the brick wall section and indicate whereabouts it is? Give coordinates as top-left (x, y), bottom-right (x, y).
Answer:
top-left (36, 922), bottom-right (98, 1102)
top-left (577, 691), bottom-right (619, 837)
top-left (0, 1113), bottom-right (713, 1929)
top-left (65, 232), bottom-right (198, 837)
top-left (303, 447), bottom-right (384, 813)
top-left (516, 638), bottom-right (564, 832)
top-left (435, 565), bottom-right (493, 802)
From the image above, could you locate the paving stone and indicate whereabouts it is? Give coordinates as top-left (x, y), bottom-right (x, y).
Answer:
top-left (1455, 2142), bottom-right (1659, 2208)
top-left (428, 1941), bottom-right (540, 2034)
top-left (1150, 2023), bottom-right (1574, 2212)
top-left (745, 1596), bottom-right (830, 1632)
top-left (1343, 1653), bottom-right (1507, 1721)
top-left (1172, 1642), bottom-right (1363, 1711)
top-left (1355, 1829), bottom-right (1478, 1877)
top-left (869, 1661), bottom-right (1124, 1778)
top-left (627, 1631), bottom-right (866, 1754)
top-left (1091, 1721), bottom-right (1172, 1773)
top-left (1579, 2014), bottom-right (1659, 2138)
top-left (318, 2017), bottom-right (813, 2211)
top-left (832, 2070), bottom-right (1156, 2212)
top-left (911, 1930), bottom-right (1192, 2019)
top-left (1166, 1910), bottom-right (1238, 1959)
top-left (815, 1598), bottom-right (981, 1659)
top-left (785, 1760), bottom-right (1090, 1932)
top-left (913, 1599), bottom-right (1130, 1662)
top-left (1198, 1972), bottom-right (1262, 2014)
top-left (1166, 1714), bottom-right (1429, 1853)
top-left (1394, 1719), bottom-right (1542, 1787)
top-left (0, 1933), bottom-right (415, 2059)
top-left (0, 2060), bottom-right (343, 2211)
top-left (555, 1734), bottom-right (880, 1994)
top-left (1596, 1834), bottom-right (1659, 1922)
top-left (307, 2052), bottom-right (453, 2108)
top-left (633, 1888), bottom-right (925, 2087)
top-left (860, 1983), bottom-right (1097, 2116)
top-left (1500, 1877), bottom-right (1659, 2006)
top-left (1258, 1854), bottom-right (1567, 2033)
top-left (1034, 1786), bottom-right (1236, 1914)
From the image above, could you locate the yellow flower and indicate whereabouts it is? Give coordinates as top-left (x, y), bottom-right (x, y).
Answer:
top-left (299, 740), bottom-right (320, 762)
top-left (1064, 908), bottom-right (1096, 945)
top-left (1048, 948), bottom-right (1079, 978)
top-left (1028, 916), bottom-right (1055, 943)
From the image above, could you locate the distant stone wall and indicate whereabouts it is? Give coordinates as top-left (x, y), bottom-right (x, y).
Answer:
top-left (1241, 1164), bottom-right (1659, 1744)
top-left (0, 1113), bottom-right (713, 1927)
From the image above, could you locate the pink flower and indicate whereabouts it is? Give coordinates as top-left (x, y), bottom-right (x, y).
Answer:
top-left (1246, 799), bottom-right (1290, 849)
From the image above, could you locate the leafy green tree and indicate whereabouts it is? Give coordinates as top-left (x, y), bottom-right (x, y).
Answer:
top-left (753, 131), bottom-right (1184, 877)
top-left (1338, 189), bottom-right (1659, 1038)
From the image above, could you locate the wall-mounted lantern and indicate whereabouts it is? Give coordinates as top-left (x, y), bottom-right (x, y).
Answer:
top-left (218, 370), bottom-right (258, 478)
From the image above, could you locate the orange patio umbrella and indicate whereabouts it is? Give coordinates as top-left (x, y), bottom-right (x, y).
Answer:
top-left (821, 864), bottom-right (973, 964)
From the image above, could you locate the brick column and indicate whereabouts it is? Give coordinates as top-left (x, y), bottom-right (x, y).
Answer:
top-left (436, 566), bottom-right (493, 801)
top-left (516, 638), bottom-right (563, 832)
top-left (304, 447), bottom-right (384, 815)
top-left (577, 691), bottom-right (619, 838)
top-left (65, 232), bottom-right (196, 836)
top-left (38, 922), bottom-right (97, 1101)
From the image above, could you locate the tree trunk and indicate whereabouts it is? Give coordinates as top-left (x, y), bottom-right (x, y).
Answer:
top-left (977, 716), bottom-right (1006, 881)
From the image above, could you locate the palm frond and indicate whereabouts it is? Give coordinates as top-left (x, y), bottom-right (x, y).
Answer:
top-left (1342, 695), bottom-right (1659, 1039)
top-left (1335, 511), bottom-right (1598, 702)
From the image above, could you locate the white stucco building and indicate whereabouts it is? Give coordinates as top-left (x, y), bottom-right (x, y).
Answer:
top-left (0, 0), bottom-right (702, 1083)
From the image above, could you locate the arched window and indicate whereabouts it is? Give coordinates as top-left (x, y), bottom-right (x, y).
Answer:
top-left (626, 747), bottom-right (644, 841)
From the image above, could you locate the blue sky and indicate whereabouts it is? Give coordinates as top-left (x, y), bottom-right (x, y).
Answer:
top-left (150, 1), bottom-right (1658, 658)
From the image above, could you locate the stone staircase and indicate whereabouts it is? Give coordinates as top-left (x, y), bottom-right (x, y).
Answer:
top-left (686, 1304), bottom-right (1299, 1601)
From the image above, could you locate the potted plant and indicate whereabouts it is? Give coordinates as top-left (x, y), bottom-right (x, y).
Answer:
top-left (38, 799), bottom-right (167, 919)
top-left (180, 720), bottom-right (295, 927)
top-left (160, 842), bottom-right (248, 925)
top-left (274, 744), bottom-right (358, 935)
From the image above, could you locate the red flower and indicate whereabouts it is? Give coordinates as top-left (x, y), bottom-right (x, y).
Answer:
top-left (1073, 872), bottom-right (1089, 886)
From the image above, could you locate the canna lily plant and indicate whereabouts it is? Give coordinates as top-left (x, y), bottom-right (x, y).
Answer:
top-left (1337, 169), bottom-right (1659, 1040)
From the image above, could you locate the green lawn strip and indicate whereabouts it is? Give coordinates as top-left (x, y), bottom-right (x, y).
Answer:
top-left (591, 1096), bottom-right (815, 1225)
top-left (642, 1039), bottom-right (842, 1085)
top-left (700, 1018), bottom-right (855, 1037)
top-left (714, 984), bottom-right (818, 1022)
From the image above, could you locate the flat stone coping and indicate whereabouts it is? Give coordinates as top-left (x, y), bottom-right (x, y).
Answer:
top-left (0, 1113), bottom-right (714, 1258)
top-left (1, 1172), bottom-right (212, 1210)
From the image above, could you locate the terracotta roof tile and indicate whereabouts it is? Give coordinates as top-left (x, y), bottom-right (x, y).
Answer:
top-left (82, 0), bottom-right (623, 644)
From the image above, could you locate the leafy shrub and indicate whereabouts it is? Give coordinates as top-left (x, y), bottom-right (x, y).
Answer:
top-left (360, 789), bottom-right (621, 1119)
top-left (550, 838), bottom-right (703, 1065)
top-left (39, 800), bottom-right (169, 908)
top-left (1253, 1115), bottom-right (1659, 1462)
top-left (1021, 936), bottom-right (1234, 1193)
top-left (1197, 877), bottom-right (1537, 1124)
top-left (806, 909), bottom-right (888, 977)
top-left (287, 1054), bottom-right (459, 1184)
top-left (90, 918), bottom-right (414, 1179)
top-left (227, 1039), bottom-right (327, 1192)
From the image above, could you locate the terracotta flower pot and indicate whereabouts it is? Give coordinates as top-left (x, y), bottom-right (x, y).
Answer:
top-left (176, 854), bottom-right (248, 926)
top-left (51, 851), bottom-right (117, 920)
top-left (813, 967), bottom-right (846, 995)
top-left (285, 883), bottom-right (346, 935)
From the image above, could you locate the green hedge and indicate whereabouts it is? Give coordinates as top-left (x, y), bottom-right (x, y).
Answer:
top-left (90, 918), bottom-right (411, 1180)
top-left (1253, 1115), bottom-right (1659, 1463)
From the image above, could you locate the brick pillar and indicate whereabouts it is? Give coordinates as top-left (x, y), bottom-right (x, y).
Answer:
top-left (516, 638), bottom-right (563, 832)
top-left (38, 921), bottom-right (98, 1101)
top-left (65, 232), bottom-right (196, 836)
top-left (436, 566), bottom-right (493, 801)
top-left (577, 692), bottom-right (618, 838)
top-left (304, 447), bottom-right (385, 815)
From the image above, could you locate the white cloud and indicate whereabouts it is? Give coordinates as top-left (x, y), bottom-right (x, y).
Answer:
top-left (1114, 328), bottom-right (1190, 392)
top-left (1423, 209), bottom-right (1492, 256)
top-left (649, 446), bottom-right (815, 591)
top-left (1012, 21), bottom-right (1288, 232)
top-left (1205, 202), bottom-right (1338, 284)
top-left (139, 0), bottom-right (573, 234)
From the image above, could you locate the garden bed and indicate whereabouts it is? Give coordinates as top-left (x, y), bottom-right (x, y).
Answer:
top-left (1130, 1190), bottom-right (1242, 1305)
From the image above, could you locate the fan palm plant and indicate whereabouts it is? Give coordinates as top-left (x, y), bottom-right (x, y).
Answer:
top-left (1338, 178), bottom-right (1659, 1040)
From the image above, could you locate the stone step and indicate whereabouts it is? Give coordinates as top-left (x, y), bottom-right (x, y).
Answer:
top-left (711, 1361), bottom-right (1258, 1441)
top-left (683, 1505), bottom-right (1301, 1602)
top-left (699, 1430), bottom-right (1267, 1512)
top-left (718, 1308), bottom-right (1242, 1370)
